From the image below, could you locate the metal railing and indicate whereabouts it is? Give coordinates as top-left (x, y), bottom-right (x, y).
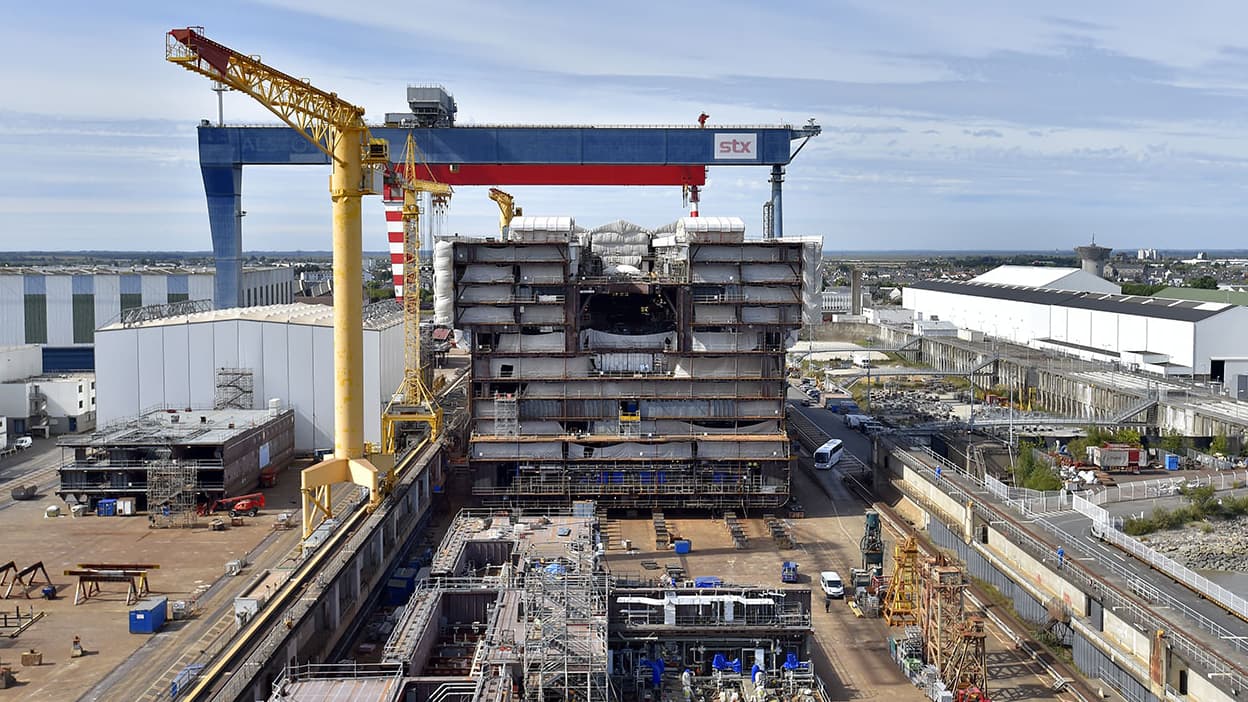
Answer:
top-left (1093, 525), bottom-right (1248, 624)
top-left (1186, 448), bottom-right (1243, 472)
top-left (889, 446), bottom-right (1248, 693)
top-left (1088, 468), bottom-right (1248, 504)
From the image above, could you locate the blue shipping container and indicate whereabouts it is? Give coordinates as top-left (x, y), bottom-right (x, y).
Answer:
top-left (129, 596), bottom-right (168, 634)
top-left (673, 539), bottom-right (692, 554)
top-left (384, 578), bottom-right (410, 606)
top-left (97, 499), bottom-right (117, 517)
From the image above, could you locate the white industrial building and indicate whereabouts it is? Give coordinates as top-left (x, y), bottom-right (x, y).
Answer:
top-left (0, 344), bottom-right (96, 436)
top-left (94, 303), bottom-right (403, 451)
top-left (903, 277), bottom-right (1248, 376)
top-left (969, 265), bottom-right (1121, 294)
top-left (0, 266), bottom-right (296, 346)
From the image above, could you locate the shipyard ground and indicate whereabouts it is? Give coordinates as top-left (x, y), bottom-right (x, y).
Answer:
top-left (0, 453), bottom-right (320, 702)
top-left (604, 459), bottom-right (1066, 702)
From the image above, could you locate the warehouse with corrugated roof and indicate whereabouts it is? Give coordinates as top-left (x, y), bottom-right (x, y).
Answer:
top-left (903, 273), bottom-right (1248, 376)
top-left (93, 302), bottom-right (403, 450)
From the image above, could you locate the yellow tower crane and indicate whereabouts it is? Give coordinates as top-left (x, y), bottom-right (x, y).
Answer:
top-left (488, 187), bottom-right (522, 235)
top-left (167, 27), bottom-right (393, 538)
top-left (381, 134), bottom-right (451, 457)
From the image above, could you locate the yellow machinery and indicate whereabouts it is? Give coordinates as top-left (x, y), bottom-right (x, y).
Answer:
top-left (167, 28), bottom-right (393, 538)
top-left (381, 135), bottom-right (451, 456)
top-left (488, 187), bottom-right (521, 235)
top-left (881, 535), bottom-right (921, 626)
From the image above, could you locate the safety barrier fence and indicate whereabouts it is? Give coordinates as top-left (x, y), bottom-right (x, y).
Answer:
top-left (1088, 468), bottom-right (1248, 504)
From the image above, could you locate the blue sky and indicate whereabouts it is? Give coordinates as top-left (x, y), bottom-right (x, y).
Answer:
top-left (4, 1), bottom-right (1248, 252)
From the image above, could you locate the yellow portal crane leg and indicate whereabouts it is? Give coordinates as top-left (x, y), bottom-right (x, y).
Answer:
top-left (381, 135), bottom-right (451, 457)
top-left (166, 27), bottom-right (388, 538)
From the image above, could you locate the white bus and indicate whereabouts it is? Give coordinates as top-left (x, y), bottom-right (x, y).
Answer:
top-left (813, 438), bottom-right (844, 470)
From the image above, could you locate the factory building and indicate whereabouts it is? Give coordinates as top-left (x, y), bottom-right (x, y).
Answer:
top-left (0, 344), bottom-right (95, 436)
top-left (56, 405), bottom-right (295, 511)
top-left (968, 265), bottom-right (1120, 294)
top-left (93, 302), bottom-right (403, 451)
top-left (0, 265), bottom-right (296, 347)
top-left (440, 216), bottom-right (819, 510)
top-left (903, 276), bottom-right (1248, 376)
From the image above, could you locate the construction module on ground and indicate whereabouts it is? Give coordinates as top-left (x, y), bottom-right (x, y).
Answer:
top-left (438, 216), bottom-right (821, 511)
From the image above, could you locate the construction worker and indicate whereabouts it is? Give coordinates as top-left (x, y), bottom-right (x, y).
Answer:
top-left (1057, 546), bottom-right (1065, 569)
top-left (71, 635), bottom-right (83, 658)
top-left (824, 596), bottom-right (831, 612)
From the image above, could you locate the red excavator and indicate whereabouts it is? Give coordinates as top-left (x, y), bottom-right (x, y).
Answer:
top-left (199, 493), bottom-right (266, 517)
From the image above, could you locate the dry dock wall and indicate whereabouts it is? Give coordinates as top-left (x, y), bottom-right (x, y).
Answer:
top-left (882, 447), bottom-right (1237, 702)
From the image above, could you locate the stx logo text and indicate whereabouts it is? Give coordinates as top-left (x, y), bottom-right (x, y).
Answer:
top-left (713, 133), bottom-right (758, 160)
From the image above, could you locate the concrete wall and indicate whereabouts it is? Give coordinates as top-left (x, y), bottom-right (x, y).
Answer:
top-left (1101, 608), bottom-right (1151, 665)
top-left (984, 524), bottom-right (1088, 613)
top-left (0, 383), bottom-right (30, 418)
top-left (0, 345), bottom-right (42, 382)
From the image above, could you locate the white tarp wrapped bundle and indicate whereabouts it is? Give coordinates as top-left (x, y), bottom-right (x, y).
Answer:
top-left (433, 238), bottom-right (455, 326)
top-left (581, 329), bottom-right (674, 351)
top-left (802, 240), bottom-right (822, 326)
top-left (675, 216), bottom-right (745, 243)
top-left (589, 220), bottom-right (651, 269)
top-left (509, 216), bottom-right (573, 243)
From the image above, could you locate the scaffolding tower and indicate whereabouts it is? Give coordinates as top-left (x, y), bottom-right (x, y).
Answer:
top-left (214, 368), bottom-right (254, 410)
top-left (147, 458), bottom-right (199, 528)
top-left (882, 536), bottom-right (921, 626)
top-left (495, 393), bottom-right (518, 437)
top-left (943, 616), bottom-right (989, 698)
top-left (521, 524), bottom-right (609, 701)
top-left (922, 565), bottom-right (965, 672)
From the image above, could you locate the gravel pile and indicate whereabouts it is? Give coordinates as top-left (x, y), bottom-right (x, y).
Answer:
top-left (1138, 516), bottom-right (1248, 572)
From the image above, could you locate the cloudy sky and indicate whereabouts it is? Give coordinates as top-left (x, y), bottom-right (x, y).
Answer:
top-left (3, 1), bottom-right (1248, 252)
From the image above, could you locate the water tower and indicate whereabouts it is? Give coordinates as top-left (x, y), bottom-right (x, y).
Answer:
top-left (1075, 239), bottom-right (1111, 278)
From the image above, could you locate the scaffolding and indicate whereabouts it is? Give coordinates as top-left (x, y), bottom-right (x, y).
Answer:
top-left (147, 458), bottom-right (199, 528)
top-left (882, 536), bottom-right (921, 626)
top-left (943, 616), bottom-right (989, 697)
top-left (214, 368), bottom-right (254, 410)
top-left (494, 393), bottom-right (519, 437)
top-left (922, 565), bottom-right (964, 672)
top-left (521, 519), bottom-right (609, 702)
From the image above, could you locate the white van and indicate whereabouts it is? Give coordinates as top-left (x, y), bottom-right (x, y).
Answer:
top-left (13, 436), bottom-right (33, 450)
top-left (820, 571), bottom-right (845, 599)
